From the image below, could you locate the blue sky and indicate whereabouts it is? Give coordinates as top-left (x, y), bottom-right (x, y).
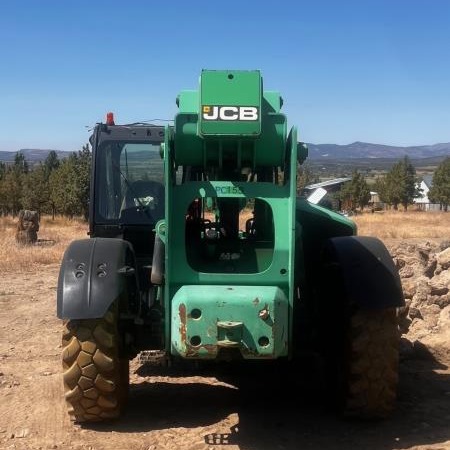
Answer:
top-left (0, 0), bottom-right (449, 151)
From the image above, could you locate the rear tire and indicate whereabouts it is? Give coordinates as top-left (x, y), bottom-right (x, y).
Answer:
top-left (61, 304), bottom-right (129, 422)
top-left (344, 307), bottom-right (400, 419)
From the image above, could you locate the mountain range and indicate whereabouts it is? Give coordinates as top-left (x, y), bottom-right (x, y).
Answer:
top-left (0, 149), bottom-right (72, 163)
top-left (0, 142), bottom-right (449, 163)
top-left (306, 142), bottom-right (450, 160)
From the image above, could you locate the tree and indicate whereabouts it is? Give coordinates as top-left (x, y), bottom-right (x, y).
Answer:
top-left (49, 144), bottom-right (91, 219)
top-left (340, 170), bottom-right (371, 211)
top-left (21, 164), bottom-right (50, 216)
top-left (74, 144), bottom-right (92, 220)
top-left (43, 151), bottom-right (60, 218)
top-left (377, 156), bottom-right (420, 210)
top-left (44, 150), bottom-right (60, 176)
top-left (13, 152), bottom-right (29, 175)
top-left (49, 157), bottom-right (81, 218)
top-left (0, 168), bottom-right (23, 216)
top-left (297, 163), bottom-right (317, 192)
top-left (428, 157), bottom-right (450, 211)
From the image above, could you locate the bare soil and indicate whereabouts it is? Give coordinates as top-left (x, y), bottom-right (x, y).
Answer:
top-left (0, 246), bottom-right (449, 450)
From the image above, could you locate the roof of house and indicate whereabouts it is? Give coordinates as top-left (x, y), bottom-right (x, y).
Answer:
top-left (422, 174), bottom-right (433, 188)
top-left (304, 177), bottom-right (351, 190)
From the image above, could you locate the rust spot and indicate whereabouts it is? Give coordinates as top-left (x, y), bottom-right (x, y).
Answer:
top-left (258, 304), bottom-right (269, 320)
top-left (252, 297), bottom-right (260, 305)
top-left (185, 343), bottom-right (216, 358)
top-left (179, 303), bottom-right (186, 344)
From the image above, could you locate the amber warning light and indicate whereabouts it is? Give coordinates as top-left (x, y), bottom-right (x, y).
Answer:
top-left (106, 112), bottom-right (115, 125)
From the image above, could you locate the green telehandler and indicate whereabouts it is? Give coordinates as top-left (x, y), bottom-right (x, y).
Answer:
top-left (57, 70), bottom-right (403, 422)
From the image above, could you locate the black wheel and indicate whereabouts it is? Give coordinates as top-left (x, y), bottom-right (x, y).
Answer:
top-left (61, 304), bottom-right (129, 422)
top-left (343, 307), bottom-right (400, 418)
top-left (318, 237), bottom-right (402, 419)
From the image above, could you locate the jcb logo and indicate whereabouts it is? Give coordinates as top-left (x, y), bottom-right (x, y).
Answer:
top-left (202, 105), bottom-right (258, 121)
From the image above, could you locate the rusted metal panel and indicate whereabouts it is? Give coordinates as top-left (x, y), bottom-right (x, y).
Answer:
top-left (171, 285), bottom-right (288, 359)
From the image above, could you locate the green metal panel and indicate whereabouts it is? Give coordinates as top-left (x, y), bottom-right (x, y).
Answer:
top-left (161, 71), bottom-right (298, 360)
top-left (296, 198), bottom-right (357, 234)
top-left (173, 70), bottom-right (286, 167)
top-left (171, 285), bottom-right (288, 359)
top-left (199, 70), bottom-right (261, 136)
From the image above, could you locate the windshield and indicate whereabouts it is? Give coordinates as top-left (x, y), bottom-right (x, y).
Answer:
top-left (95, 142), bottom-right (164, 225)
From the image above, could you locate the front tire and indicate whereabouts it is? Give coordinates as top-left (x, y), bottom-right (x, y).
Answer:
top-left (61, 304), bottom-right (129, 422)
top-left (344, 307), bottom-right (400, 418)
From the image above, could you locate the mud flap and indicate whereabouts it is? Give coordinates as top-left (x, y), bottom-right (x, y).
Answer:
top-left (57, 238), bottom-right (138, 319)
top-left (323, 236), bottom-right (404, 309)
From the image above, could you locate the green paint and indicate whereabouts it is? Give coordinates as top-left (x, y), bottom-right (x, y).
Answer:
top-left (171, 285), bottom-right (288, 359)
top-left (158, 70), bottom-right (354, 362)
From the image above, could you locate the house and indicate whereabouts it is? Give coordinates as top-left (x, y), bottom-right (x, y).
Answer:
top-left (414, 175), bottom-right (441, 211)
top-left (303, 177), bottom-right (351, 210)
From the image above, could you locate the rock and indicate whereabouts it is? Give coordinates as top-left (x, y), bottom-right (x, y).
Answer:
top-left (15, 210), bottom-right (39, 245)
top-left (424, 257), bottom-right (437, 278)
top-left (401, 279), bottom-right (417, 299)
top-left (400, 266), bottom-right (414, 278)
top-left (429, 282), bottom-right (449, 296)
top-left (42, 371), bottom-right (52, 376)
top-left (433, 268), bottom-right (450, 287)
top-left (413, 278), bottom-right (432, 305)
top-left (398, 306), bottom-right (412, 333)
top-left (409, 307), bottom-right (423, 320)
top-left (418, 246), bottom-right (431, 262)
top-left (434, 294), bottom-right (450, 309)
top-left (437, 248), bottom-right (450, 270)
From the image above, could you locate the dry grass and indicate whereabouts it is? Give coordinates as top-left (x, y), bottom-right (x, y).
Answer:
top-left (0, 210), bottom-right (447, 273)
top-left (0, 215), bottom-right (88, 273)
top-left (352, 210), bottom-right (450, 239)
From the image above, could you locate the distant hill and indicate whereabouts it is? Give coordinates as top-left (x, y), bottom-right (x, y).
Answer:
top-left (0, 149), bottom-right (72, 163)
top-left (306, 141), bottom-right (450, 160)
top-left (1, 141), bottom-right (449, 164)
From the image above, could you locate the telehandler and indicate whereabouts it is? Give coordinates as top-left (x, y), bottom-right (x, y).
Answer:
top-left (58, 70), bottom-right (403, 422)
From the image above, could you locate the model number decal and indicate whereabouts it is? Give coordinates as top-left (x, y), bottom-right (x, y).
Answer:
top-left (215, 186), bottom-right (243, 195)
top-left (202, 106), bottom-right (258, 121)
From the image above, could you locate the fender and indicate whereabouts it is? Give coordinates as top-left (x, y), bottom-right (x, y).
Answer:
top-left (324, 236), bottom-right (404, 309)
top-left (57, 238), bottom-right (138, 320)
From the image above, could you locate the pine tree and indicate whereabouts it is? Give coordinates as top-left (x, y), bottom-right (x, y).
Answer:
top-left (340, 170), bottom-right (371, 211)
top-left (13, 152), bottom-right (29, 175)
top-left (48, 144), bottom-right (91, 219)
top-left (1, 169), bottom-right (23, 215)
top-left (44, 150), bottom-right (60, 176)
top-left (428, 157), bottom-right (450, 211)
top-left (377, 156), bottom-right (420, 210)
top-left (21, 164), bottom-right (50, 216)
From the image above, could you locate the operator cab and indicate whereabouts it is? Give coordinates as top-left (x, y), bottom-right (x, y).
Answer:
top-left (89, 115), bottom-right (165, 259)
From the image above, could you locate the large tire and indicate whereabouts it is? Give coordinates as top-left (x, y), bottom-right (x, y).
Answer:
top-left (343, 307), bottom-right (400, 419)
top-left (61, 304), bottom-right (129, 422)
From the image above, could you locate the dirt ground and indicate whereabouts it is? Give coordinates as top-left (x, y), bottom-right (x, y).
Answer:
top-left (1, 252), bottom-right (449, 450)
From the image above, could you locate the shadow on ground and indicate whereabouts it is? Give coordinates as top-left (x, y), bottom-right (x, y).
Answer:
top-left (84, 344), bottom-right (450, 450)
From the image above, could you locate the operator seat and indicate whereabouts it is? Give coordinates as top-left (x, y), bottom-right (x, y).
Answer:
top-left (119, 180), bottom-right (165, 224)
